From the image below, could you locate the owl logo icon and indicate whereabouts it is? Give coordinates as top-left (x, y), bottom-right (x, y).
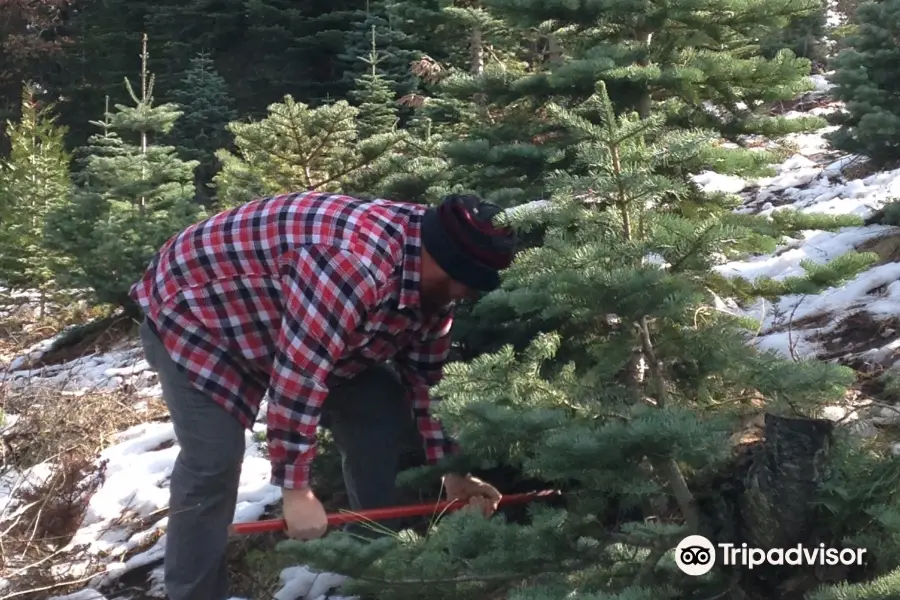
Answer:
top-left (675, 535), bottom-right (716, 576)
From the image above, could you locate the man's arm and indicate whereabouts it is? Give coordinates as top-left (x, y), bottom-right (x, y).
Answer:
top-left (266, 245), bottom-right (379, 490)
top-left (393, 311), bottom-right (460, 463)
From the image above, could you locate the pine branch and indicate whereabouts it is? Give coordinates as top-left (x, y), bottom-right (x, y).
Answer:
top-left (344, 531), bottom-right (684, 588)
top-left (313, 136), bottom-right (406, 190)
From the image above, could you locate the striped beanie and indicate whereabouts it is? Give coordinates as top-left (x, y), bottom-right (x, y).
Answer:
top-left (420, 194), bottom-right (518, 292)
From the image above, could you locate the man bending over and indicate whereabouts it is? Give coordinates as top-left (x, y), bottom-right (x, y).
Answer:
top-left (129, 191), bottom-right (518, 600)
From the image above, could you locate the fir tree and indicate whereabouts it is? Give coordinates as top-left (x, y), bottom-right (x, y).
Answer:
top-left (758, 0), bottom-right (829, 66)
top-left (212, 93), bottom-right (408, 206)
top-left (388, 0), bottom-right (522, 75)
top-left (414, 0), bottom-right (828, 210)
top-left (45, 34), bottom-right (203, 309)
top-left (338, 0), bottom-right (423, 98)
top-left (0, 84), bottom-right (71, 313)
top-left (276, 82), bottom-right (897, 600)
top-left (55, 0), bottom-right (152, 150)
top-left (242, 0), bottom-right (361, 103)
top-left (167, 51), bottom-right (238, 204)
top-left (350, 27), bottom-right (401, 139)
top-left (372, 116), bottom-right (456, 204)
top-left (142, 0), bottom-right (248, 93)
top-left (826, 0), bottom-right (900, 166)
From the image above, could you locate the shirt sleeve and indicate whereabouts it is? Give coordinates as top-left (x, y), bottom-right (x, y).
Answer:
top-left (393, 310), bottom-right (460, 464)
top-left (266, 245), bottom-right (380, 490)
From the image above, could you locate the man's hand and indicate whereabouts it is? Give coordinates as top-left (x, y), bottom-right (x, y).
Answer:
top-left (282, 486), bottom-right (328, 540)
top-left (443, 473), bottom-right (502, 517)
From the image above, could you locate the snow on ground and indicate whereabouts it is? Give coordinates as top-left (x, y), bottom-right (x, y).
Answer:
top-left (693, 133), bottom-right (900, 368)
top-left (1, 347), bottom-right (352, 598)
top-left (4, 73), bottom-right (900, 598)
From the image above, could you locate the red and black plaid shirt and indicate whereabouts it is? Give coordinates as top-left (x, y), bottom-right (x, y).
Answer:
top-left (130, 192), bottom-right (459, 490)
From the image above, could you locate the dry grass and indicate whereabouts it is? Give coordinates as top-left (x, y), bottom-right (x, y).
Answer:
top-left (0, 290), bottom-right (107, 365)
top-left (1, 386), bottom-right (168, 472)
top-left (0, 366), bottom-right (168, 599)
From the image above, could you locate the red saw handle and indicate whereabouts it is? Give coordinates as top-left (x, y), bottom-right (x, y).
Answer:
top-left (229, 489), bottom-right (560, 535)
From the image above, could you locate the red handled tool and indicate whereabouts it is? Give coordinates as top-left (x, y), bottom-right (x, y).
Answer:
top-left (230, 489), bottom-right (560, 535)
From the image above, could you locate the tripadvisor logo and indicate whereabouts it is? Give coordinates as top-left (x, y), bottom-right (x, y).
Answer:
top-left (674, 535), bottom-right (866, 577)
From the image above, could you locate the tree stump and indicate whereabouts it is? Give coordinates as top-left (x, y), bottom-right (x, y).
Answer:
top-left (730, 412), bottom-right (838, 598)
top-left (738, 412), bottom-right (835, 550)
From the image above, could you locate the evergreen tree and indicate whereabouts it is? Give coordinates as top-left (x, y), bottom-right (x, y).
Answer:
top-left (338, 0), bottom-right (422, 98)
top-left (167, 52), bottom-right (237, 205)
top-left (45, 35), bottom-right (203, 309)
top-left (243, 0), bottom-right (361, 103)
top-left (212, 92), bottom-right (410, 206)
top-left (212, 55), bottom-right (456, 208)
top-left (388, 0), bottom-right (523, 75)
top-left (349, 27), bottom-right (402, 139)
top-left (142, 0), bottom-right (248, 93)
top-left (0, 84), bottom-right (71, 313)
top-left (56, 0), bottom-right (152, 150)
top-left (0, 0), bottom-right (74, 151)
top-left (758, 0), bottom-right (829, 66)
top-left (277, 81), bottom-right (900, 600)
top-left (826, 0), bottom-right (900, 166)
top-left (373, 115), bottom-right (457, 204)
top-left (418, 0), bottom-right (828, 208)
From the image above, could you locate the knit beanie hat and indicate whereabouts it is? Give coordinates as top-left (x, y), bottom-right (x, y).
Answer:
top-left (420, 193), bottom-right (518, 292)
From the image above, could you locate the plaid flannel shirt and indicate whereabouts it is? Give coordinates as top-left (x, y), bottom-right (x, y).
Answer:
top-left (129, 191), bottom-right (459, 490)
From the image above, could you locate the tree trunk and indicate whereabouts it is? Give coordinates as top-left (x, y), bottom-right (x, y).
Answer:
top-left (470, 28), bottom-right (484, 75)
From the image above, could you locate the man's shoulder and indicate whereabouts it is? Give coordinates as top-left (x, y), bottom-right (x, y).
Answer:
top-left (272, 192), bottom-right (425, 237)
top-left (345, 198), bottom-right (425, 264)
top-left (280, 194), bottom-right (424, 287)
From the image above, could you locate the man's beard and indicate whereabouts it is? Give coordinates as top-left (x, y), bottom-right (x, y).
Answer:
top-left (420, 284), bottom-right (454, 316)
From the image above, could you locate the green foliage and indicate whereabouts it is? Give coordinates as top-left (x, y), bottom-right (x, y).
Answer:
top-left (213, 87), bottom-right (457, 206)
top-left (44, 39), bottom-right (204, 308)
top-left (338, 1), bottom-right (423, 97)
top-left (809, 568), bottom-right (900, 600)
top-left (278, 82), bottom-right (868, 599)
top-left (408, 0), bottom-right (827, 212)
top-left (815, 434), bottom-right (900, 556)
top-left (349, 27), bottom-right (401, 139)
top-left (167, 52), bottom-right (237, 204)
top-left (388, 0), bottom-right (523, 76)
top-left (434, 0), bottom-right (821, 140)
top-left (878, 200), bottom-right (900, 227)
top-left (758, 0), bottom-right (829, 64)
top-left (827, 0), bottom-right (900, 165)
top-left (2, 2), bottom-right (898, 597)
top-left (0, 84), bottom-right (71, 300)
top-left (212, 94), bottom-right (408, 206)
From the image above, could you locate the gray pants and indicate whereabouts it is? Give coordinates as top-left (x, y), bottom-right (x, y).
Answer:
top-left (139, 318), bottom-right (421, 600)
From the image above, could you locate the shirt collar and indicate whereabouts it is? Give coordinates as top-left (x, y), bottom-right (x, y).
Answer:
top-left (398, 208), bottom-right (424, 311)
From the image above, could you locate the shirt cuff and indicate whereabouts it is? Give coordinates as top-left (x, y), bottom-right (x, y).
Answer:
top-left (270, 461), bottom-right (311, 490)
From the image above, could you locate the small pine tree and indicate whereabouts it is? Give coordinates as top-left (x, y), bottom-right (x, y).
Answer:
top-left (428, 0), bottom-right (826, 182)
top-left (339, 0), bottom-right (422, 97)
top-left (349, 27), bottom-right (400, 139)
top-left (45, 34), bottom-right (203, 309)
top-left (167, 51), bottom-right (237, 205)
top-left (0, 84), bottom-right (71, 314)
top-left (212, 93), bottom-right (408, 206)
top-left (826, 0), bottom-right (900, 166)
top-left (276, 82), bottom-right (896, 600)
